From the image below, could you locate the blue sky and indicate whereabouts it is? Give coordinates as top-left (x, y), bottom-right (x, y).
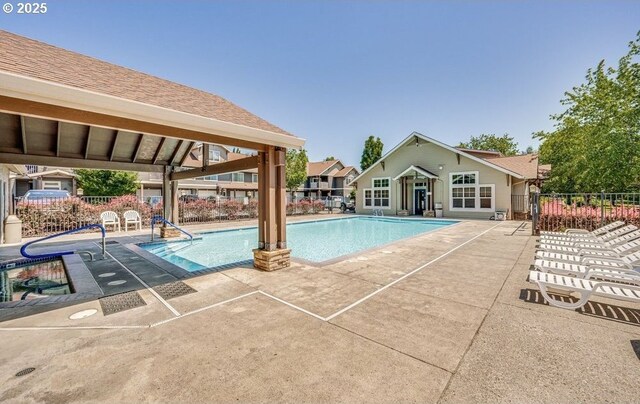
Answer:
top-left (1, 1), bottom-right (638, 167)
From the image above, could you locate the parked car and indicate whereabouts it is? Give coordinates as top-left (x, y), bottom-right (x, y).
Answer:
top-left (21, 190), bottom-right (71, 204)
top-left (179, 194), bottom-right (199, 203)
top-left (145, 196), bottom-right (163, 208)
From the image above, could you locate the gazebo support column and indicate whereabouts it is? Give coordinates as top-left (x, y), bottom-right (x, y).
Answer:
top-left (253, 146), bottom-right (290, 271)
top-left (161, 166), bottom-right (180, 238)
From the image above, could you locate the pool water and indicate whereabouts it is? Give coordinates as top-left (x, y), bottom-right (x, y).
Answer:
top-left (0, 259), bottom-right (70, 303)
top-left (141, 217), bottom-right (457, 271)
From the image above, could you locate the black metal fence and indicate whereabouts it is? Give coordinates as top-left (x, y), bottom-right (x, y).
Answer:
top-left (531, 192), bottom-right (640, 233)
top-left (14, 194), bottom-right (337, 237)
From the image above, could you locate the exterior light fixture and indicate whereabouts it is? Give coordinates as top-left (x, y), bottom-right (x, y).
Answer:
top-left (438, 164), bottom-right (444, 170)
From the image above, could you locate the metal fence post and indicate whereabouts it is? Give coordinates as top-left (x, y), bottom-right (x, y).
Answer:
top-left (531, 191), bottom-right (539, 236)
top-left (600, 191), bottom-right (605, 225)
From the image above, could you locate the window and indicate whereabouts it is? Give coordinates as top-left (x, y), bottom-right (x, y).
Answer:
top-left (451, 173), bottom-right (476, 185)
top-left (363, 177), bottom-right (390, 208)
top-left (450, 172), bottom-right (494, 211)
top-left (232, 172), bottom-right (244, 182)
top-left (199, 175), bottom-right (218, 181)
top-left (346, 175), bottom-right (354, 185)
top-left (480, 186), bottom-right (493, 209)
top-left (208, 149), bottom-right (221, 162)
top-left (364, 189), bottom-right (372, 207)
top-left (252, 174), bottom-right (258, 183)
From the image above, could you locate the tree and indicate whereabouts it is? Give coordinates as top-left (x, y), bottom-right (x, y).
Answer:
top-left (457, 134), bottom-right (519, 156)
top-left (535, 32), bottom-right (640, 193)
top-left (285, 149), bottom-right (309, 195)
top-left (360, 136), bottom-right (384, 171)
top-left (76, 169), bottom-right (138, 196)
top-left (324, 156), bottom-right (336, 161)
top-left (524, 146), bottom-right (536, 154)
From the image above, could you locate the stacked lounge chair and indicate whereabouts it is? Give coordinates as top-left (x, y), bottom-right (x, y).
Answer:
top-left (528, 221), bottom-right (640, 310)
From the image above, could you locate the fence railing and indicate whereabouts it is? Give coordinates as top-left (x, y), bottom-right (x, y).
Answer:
top-left (533, 192), bottom-right (640, 233)
top-left (14, 194), bottom-right (340, 237)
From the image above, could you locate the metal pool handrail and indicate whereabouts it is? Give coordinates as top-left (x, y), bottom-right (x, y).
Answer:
top-left (150, 215), bottom-right (194, 243)
top-left (20, 223), bottom-right (107, 260)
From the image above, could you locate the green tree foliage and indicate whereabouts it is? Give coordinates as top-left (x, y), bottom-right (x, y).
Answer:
top-left (285, 149), bottom-right (309, 193)
top-left (535, 32), bottom-right (640, 193)
top-left (524, 146), bottom-right (537, 154)
top-left (324, 156), bottom-right (336, 161)
top-left (76, 169), bottom-right (138, 196)
top-left (360, 136), bottom-right (384, 171)
top-left (457, 134), bottom-right (519, 156)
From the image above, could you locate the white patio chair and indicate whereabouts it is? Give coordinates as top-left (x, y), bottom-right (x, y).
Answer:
top-left (528, 270), bottom-right (640, 310)
top-left (100, 210), bottom-right (121, 232)
top-left (123, 210), bottom-right (142, 232)
top-left (540, 225), bottom-right (637, 245)
top-left (539, 228), bottom-right (640, 250)
top-left (537, 229), bottom-right (640, 255)
top-left (533, 251), bottom-right (640, 282)
top-left (540, 220), bottom-right (625, 238)
top-left (535, 239), bottom-right (640, 263)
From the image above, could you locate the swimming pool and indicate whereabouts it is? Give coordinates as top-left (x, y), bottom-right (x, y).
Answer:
top-left (141, 216), bottom-right (457, 271)
top-left (0, 259), bottom-right (71, 303)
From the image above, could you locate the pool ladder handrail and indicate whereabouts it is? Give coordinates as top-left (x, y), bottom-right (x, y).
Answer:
top-left (150, 215), bottom-right (194, 243)
top-left (20, 223), bottom-right (107, 260)
top-left (373, 209), bottom-right (384, 217)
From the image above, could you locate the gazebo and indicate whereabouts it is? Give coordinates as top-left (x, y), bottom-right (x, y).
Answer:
top-left (0, 30), bottom-right (305, 271)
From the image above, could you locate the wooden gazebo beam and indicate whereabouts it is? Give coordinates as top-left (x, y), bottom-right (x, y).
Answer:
top-left (170, 155), bottom-right (259, 181)
top-left (0, 96), bottom-right (271, 152)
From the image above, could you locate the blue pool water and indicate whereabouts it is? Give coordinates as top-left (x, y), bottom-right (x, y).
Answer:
top-left (141, 217), bottom-right (457, 271)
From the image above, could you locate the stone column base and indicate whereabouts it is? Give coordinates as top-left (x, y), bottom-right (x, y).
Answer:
top-left (253, 248), bottom-right (291, 271)
top-left (160, 227), bottom-right (181, 238)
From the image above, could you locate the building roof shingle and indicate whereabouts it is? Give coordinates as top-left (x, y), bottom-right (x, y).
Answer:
top-left (334, 166), bottom-right (358, 177)
top-left (484, 154), bottom-right (542, 180)
top-left (307, 160), bottom-right (340, 176)
top-left (0, 30), bottom-right (291, 137)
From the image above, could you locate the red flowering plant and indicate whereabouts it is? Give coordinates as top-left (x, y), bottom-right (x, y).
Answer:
top-left (539, 197), bottom-right (640, 232)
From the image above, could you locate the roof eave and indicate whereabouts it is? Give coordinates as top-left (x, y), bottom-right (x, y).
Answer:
top-left (0, 71), bottom-right (306, 150)
top-left (352, 132), bottom-right (525, 183)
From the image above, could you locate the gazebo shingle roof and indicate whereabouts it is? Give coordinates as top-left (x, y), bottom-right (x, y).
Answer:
top-left (0, 30), bottom-right (291, 137)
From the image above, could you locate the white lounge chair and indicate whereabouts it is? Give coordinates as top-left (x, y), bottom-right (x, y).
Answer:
top-left (537, 230), bottom-right (640, 255)
top-left (534, 251), bottom-right (640, 282)
top-left (539, 228), bottom-right (640, 250)
top-left (540, 220), bottom-right (625, 237)
top-left (123, 210), bottom-right (142, 232)
top-left (528, 270), bottom-right (640, 310)
top-left (536, 239), bottom-right (640, 263)
top-left (540, 225), bottom-right (637, 245)
top-left (100, 210), bottom-right (121, 232)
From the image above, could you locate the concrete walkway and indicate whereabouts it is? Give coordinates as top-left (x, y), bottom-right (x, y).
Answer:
top-left (0, 219), bottom-right (638, 402)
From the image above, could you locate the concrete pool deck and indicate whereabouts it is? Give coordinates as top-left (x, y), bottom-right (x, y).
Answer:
top-left (0, 218), bottom-right (639, 402)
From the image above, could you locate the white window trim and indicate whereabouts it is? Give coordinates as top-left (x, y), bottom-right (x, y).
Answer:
top-left (42, 180), bottom-right (62, 190)
top-left (209, 149), bottom-right (221, 162)
top-left (363, 177), bottom-right (391, 209)
top-left (449, 171), bottom-right (495, 212)
top-left (252, 174), bottom-right (258, 183)
top-left (231, 172), bottom-right (244, 182)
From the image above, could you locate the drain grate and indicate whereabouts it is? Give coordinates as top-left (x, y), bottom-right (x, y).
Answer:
top-left (15, 367), bottom-right (35, 377)
top-left (99, 291), bottom-right (146, 315)
top-left (153, 281), bottom-right (197, 300)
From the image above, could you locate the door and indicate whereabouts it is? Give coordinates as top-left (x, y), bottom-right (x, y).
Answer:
top-left (414, 189), bottom-right (426, 215)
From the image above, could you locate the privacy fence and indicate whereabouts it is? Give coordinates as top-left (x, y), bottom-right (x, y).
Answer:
top-left (15, 195), bottom-right (329, 237)
top-left (532, 192), bottom-right (640, 233)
